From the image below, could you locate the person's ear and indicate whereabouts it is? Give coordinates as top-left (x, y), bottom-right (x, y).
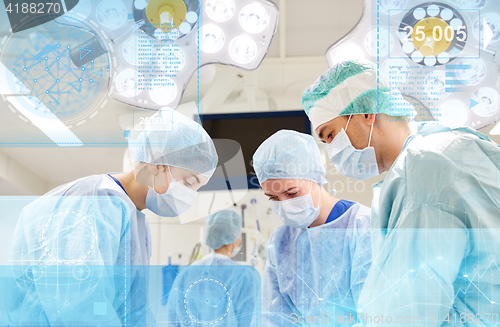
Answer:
top-left (235, 236), bottom-right (242, 247)
top-left (149, 164), bottom-right (165, 177)
top-left (364, 114), bottom-right (377, 126)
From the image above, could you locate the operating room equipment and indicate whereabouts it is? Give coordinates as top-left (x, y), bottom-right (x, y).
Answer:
top-left (46, 0), bottom-right (280, 110)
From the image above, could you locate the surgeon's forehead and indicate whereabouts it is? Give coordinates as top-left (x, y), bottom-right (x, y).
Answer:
top-left (262, 179), bottom-right (310, 193)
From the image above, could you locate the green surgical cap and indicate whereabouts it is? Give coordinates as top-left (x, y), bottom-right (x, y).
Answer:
top-left (302, 60), bottom-right (416, 130)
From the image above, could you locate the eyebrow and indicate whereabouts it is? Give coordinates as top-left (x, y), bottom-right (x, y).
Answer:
top-left (264, 187), bottom-right (299, 198)
top-left (192, 174), bottom-right (200, 184)
top-left (317, 126), bottom-right (327, 141)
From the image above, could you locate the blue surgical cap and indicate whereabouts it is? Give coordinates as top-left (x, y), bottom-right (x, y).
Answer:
top-left (130, 109), bottom-right (218, 178)
top-left (205, 210), bottom-right (242, 250)
top-left (252, 130), bottom-right (327, 185)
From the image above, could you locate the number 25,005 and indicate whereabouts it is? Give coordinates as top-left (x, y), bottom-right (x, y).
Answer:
top-left (403, 25), bottom-right (466, 42)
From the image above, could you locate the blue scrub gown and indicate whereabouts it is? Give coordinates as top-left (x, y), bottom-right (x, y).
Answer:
top-left (357, 123), bottom-right (500, 326)
top-left (2, 174), bottom-right (152, 326)
top-left (162, 253), bottom-right (261, 327)
top-left (261, 202), bottom-right (372, 326)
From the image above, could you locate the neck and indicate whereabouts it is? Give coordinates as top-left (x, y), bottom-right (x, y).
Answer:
top-left (308, 187), bottom-right (338, 228)
top-left (377, 122), bottom-right (412, 173)
top-left (214, 245), bottom-right (232, 258)
top-left (112, 171), bottom-right (149, 210)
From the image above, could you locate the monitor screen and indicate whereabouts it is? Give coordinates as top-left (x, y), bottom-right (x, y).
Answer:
top-left (201, 111), bottom-right (312, 189)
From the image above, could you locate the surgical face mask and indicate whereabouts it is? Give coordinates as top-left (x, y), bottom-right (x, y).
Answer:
top-left (271, 185), bottom-right (320, 229)
top-left (327, 115), bottom-right (379, 180)
top-left (231, 242), bottom-right (242, 258)
top-left (145, 166), bottom-right (198, 217)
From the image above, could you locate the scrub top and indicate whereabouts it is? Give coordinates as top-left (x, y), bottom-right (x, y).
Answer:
top-left (3, 174), bottom-right (153, 326)
top-left (262, 202), bottom-right (372, 326)
top-left (357, 123), bottom-right (500, 326)
top-left (326, 199), bottom-right (356, 224)
top-left (163, 252), bottom-right (261, 326)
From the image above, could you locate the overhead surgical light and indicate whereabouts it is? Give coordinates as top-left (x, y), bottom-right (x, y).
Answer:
top-left (0, 0), bottom-right (278, 148)
top-left (239, 3), bottom-right (270, 34)
top-left (326, 0), bottom-right (500, 130)
top-left (229, 35), bottom-right (258, 64)
top-left (205, 0), bottom-right (236, 22)
top-left (1, 0), bottom-right (278, 115)
top-left (96, 0), bottom-right (129, 30)
top-left (148, 77), bottom-right (179, 105)
top-left (200, 24), bottom-right (226, 53)
top-left (455, 0), bottom-right (487, 9)
top-left (116, 69), bottom-right (145, 98)
top-left (74, 0), bottom-right (278, 110)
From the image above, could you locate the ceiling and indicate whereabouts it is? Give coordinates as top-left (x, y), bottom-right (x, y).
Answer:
top-left (3, 0), bottom-right (497, 196)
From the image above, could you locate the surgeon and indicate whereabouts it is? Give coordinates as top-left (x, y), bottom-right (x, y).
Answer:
top-left (252, 130), bottom-right (372, 326)
top-left (302, 60), bottom-right (500, 326)
top-left (163, 210), bottom-right (260, 326)
top-left (196, 209), bottom-right (243, 264)
top-left (4, 109), bottom-right (218, 326)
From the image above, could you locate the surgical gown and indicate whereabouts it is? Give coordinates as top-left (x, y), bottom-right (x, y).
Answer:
top-left (262, 202), bottom-right (372, 326)
top-left (2, 174), bottom-right (153, 326)
top-left (162, 253), bottom-right (261, 326)
top-left (356, 123), bottom-right (500, 326)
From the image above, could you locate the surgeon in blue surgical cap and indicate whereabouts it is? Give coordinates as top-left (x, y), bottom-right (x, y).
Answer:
top-left (164, 210), bottom-right (260, 326)
top-left (3, 109), bottom-right (218, 326)
top-left (252, 130), bottom-right (372, 326)
top-left (200, 209), bottom-right (243, 263)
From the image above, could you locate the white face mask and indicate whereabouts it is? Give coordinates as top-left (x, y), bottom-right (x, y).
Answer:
top-left (327, 115), bottom-right (379, 180)
top-left (230, 242), bottom-right (242, 258)
top-left (145, 166), bottom-right (198, 217)
top-left (271, 184), bottom-right (320, 229)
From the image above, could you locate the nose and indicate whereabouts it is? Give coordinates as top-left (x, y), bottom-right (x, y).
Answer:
top-left (322, 133), bottom-right (334, 145)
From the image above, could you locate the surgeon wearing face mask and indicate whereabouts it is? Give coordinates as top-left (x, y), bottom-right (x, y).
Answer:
top-left (252, 130), bottom-right (372, 326)
top-left (164, 210), bottom-right (260, 327)
top-left (4, 109), bottom-right (218, 327)
top-left (302, 60), bottom-right (500, 326)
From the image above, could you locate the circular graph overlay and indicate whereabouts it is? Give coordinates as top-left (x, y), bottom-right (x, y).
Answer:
top-left (1, 21), bottom-right (110, 121)
top-left (40, 210), bottom-right (97, 265)
top-left (184, 278), bottom-right (231, 325)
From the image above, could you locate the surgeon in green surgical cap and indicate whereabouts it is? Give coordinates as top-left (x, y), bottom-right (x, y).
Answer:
top-left (302, 59), bottom-right (500, 326)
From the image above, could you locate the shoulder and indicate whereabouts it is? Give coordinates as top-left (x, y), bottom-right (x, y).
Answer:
top-left (348, 203), bottom-right (372, 238)
top-left (351, 202), bottom-right (371, 218)
top-left (343, 202), bottom-right (371, 228)
top-left (405, 125), bottom-right (496, 163)
top-left (28, 174), bottom-right (133, 218)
